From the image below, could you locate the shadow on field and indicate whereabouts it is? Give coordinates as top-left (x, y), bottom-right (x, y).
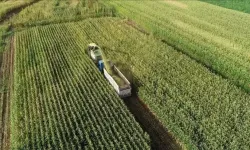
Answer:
top-left (123, 87), bottom-right (182, 150)
top-left (109, 58), bottom-right (182, 149)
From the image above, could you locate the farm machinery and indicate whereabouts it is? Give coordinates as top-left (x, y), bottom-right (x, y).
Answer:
top-left (87, 43), bottom-right (132, 98)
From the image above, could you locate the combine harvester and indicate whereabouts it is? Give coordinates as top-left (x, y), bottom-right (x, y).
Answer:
top-left (87, 43), bottom-right (132, 98)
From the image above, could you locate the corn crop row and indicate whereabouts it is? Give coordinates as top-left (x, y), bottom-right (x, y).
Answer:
top-left (12, 22), bottom-right (150, 149)
top-left (61, 18), bottom-right (250, 150)
top-left (9, 0), bottom-right (116, 27)
top-left (107, 0), bottom-right (250, 92)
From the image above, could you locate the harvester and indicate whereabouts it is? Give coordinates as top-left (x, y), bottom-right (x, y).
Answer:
top-left (87, 43), bottom-right (132, 98)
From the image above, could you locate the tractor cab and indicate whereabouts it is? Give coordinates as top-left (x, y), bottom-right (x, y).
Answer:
top-left (87, 43), bottom-right (102, 63)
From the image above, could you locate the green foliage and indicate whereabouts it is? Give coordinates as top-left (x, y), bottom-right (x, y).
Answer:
top-left (37, 18), bottom-right (250, 150)
top-left (200, 0), bottom-right (250, 14)
top-left (12, 20), bottom-right (150, 149)
top-left (0, 25), bottom-right (8, 52)
top-left (101, 51), bottom-right (126, 87)
top-left (9, 0), bottom-right (116, 27)
top-left (107, 0), bottom-right (250, 93)
top-left (0, 0), bottom-right (34, 20)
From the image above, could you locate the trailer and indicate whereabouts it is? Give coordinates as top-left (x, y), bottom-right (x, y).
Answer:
top-left (103, 64), bottom-right (131, 98)
top-left (87, 43), bottom-right (132, 98)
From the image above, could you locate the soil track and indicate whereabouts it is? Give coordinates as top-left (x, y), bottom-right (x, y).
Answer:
top-left (0, 36), bottom-right (14, 150)
top-left (0, 1), bottom-right (40, 149)
top-left (0, 0), bottom-right (40, 24)
top-left (124, 94), bottom-right (183, 150)
top-left (124, 20), bottom-right (183, 149)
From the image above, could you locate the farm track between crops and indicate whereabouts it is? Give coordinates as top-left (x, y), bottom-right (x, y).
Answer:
top-left (0, 0), bottom-right (40, 25)
top-left (0, 36), bottom-right (14, 150)
top-left (124, 94), bottom-right (182, 150)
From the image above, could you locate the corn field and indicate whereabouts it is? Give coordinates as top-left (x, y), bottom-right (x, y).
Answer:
top-left (9, 0), bottom-right (116, 27)
top-left (0, 25), bottom-right (8, 52)
top-left (200, 0), bottom-right (250, 14)
top-left (0, 0), bottom-right (34, 21)
top-left (25, 18), bottom-right (250, 150)
top-left (12, 21), bottom-right (150, 149)
top-left (4, 0), bottom-right (250, 149)
top-left (107, 0), bottom-right (250, 93)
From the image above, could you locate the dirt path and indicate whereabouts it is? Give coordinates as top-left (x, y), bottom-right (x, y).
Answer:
top-left (0, 36), bottom-right (14, 150)
top-left (0, 0), bottom-right (40, 25)
top-left (0, 1), bottom-right (40, 149)
top-left (124, 94), bottom-right (183, 150)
